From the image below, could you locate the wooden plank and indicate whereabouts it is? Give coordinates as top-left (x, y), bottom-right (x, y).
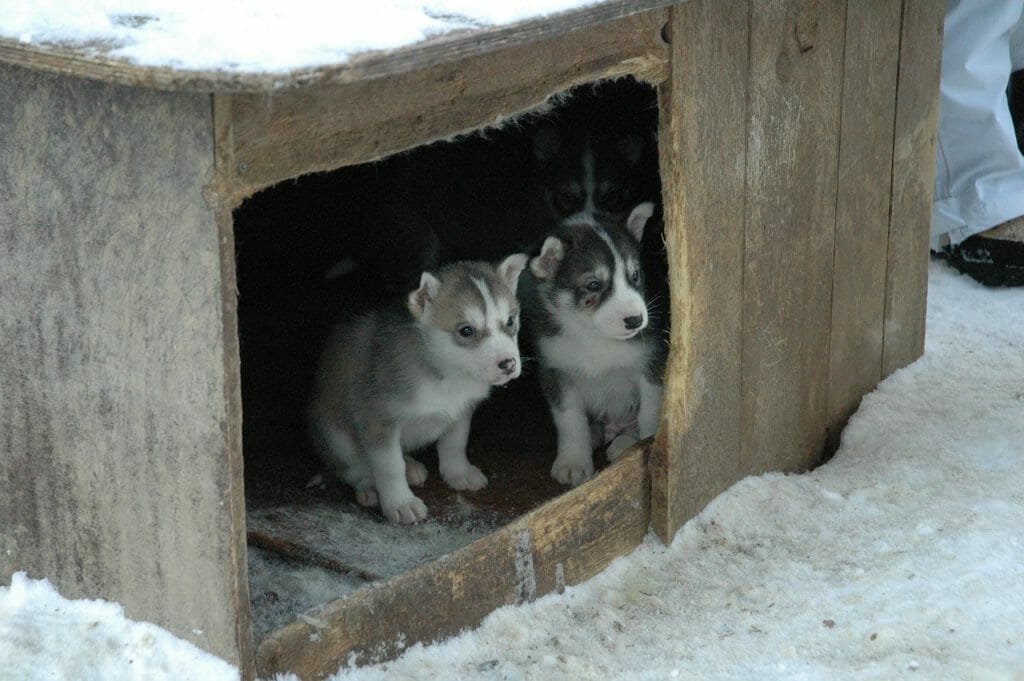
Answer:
top-left (650, 0), bottom-right (749, 542)
top-left (825, 0), bottom-right (902, 453)
top-left (0, 62), bottom-right (249, 668)
top-left (213, 95), bottom-right (257, 681)
top-left (225, 9), bottom-right (670, 200)
top-left (741, 0), bottom-right (846, 475)
top-left (0, 1), bottom-right (676, 94)
top-left (255, 446), bottom-right (650, 680)
top-left (882, 0), bottom-right (944, 377)
top-left (248, 530), bottom-right (383, 583)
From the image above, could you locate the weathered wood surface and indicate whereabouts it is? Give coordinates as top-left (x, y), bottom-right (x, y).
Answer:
top-left (0, 62), bottom-right (251, 674)
top-left (740, 0), bottom-right (846, 476)
top-left (882, 0), bottom-right (944, 377)
top-left (651, 0), bottom-right (748, 541)
top-left (0, 1), bottom-right (676, 94)
top-left (255, 446), bottom-right (650, 681)
top-left (825, 0), bottom-right (902, 452)
top-left (223, 9), bottom-right (670, 200)
top-left (652, 0), bottom-right (942, 542)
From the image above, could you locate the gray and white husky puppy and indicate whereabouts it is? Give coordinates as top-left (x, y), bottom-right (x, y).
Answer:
top-left (309, 254), bottom-right (528, 523)
top-left (520, 202), bottom-right (665, 486)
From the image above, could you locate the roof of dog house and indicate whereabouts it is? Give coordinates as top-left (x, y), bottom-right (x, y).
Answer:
top-left (0, 0), bottom-right (650, 88)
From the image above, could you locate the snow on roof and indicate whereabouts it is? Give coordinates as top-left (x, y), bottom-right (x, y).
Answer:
top-left (0, 1), bottom-right (602, 74)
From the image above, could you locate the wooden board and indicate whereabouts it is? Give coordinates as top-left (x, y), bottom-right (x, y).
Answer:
top-left (0, 62), bottom-right (251, 674)
top-left (825, 0), bottom-right (902, 453)
top-left (255, 446), bottom-right (650, 680)
top-left (650, 0), bottom-right (748, 541)
top-left (882, 0), bottom-right (945, 377)
top-left (222, 9), bottom-right (670, 200)
top-left (0, 1), bottom-right (676, 94)
top-left (740, 0), bottom-right (846, 476)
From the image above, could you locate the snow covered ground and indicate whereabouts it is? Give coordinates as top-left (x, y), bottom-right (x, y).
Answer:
top-left (2, 259), bottom-right (1022, 680)
top-left (0, 0), bottom-right (601, 73)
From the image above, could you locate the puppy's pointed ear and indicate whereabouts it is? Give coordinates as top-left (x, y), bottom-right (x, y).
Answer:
top-left (530, 237), bottom-right (565, 280)
top-left (498, 253), bottom-right (529, 289)
top-left (532, 125), bottom-right (562, 165)
top-left (625, 202), bottom-right (655, 243)
top-left (407, 272), bottom-right (441, 319)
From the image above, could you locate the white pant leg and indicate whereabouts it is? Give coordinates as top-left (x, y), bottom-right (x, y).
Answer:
top-left (932, 0), bottom-right (1024, 249)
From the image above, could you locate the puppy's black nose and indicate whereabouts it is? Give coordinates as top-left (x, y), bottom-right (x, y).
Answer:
top-left (499, 358), bottom-right (517, 374)
top-left (624, 315), bottom-right (644, 331)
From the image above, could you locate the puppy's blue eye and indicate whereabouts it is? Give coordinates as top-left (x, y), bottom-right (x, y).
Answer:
top-left (506, 315), bottom-right (516, 327)
top-left (458, 325), bottom-right (476, 338)
top-left (585, 280), bottom-right (602, 293)
top-left (630, 269), bottom-right (641, 283)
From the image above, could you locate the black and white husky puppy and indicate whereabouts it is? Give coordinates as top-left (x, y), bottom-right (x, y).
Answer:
top-left (309, 254), bottom-right (528, 523)
top-left (532, 124), bottom-right (651, 233)
top-left (520, 202), bottom-right (665, 486)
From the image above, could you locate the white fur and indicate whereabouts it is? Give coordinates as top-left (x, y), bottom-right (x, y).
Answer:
top-left (541, 299), bottom-right (658, 485)
top-left (626, 201), bottom-right (654, 242)
top-left (549, 387), bottom-right (594, 485)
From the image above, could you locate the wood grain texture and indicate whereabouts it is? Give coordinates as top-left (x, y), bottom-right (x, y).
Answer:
top-left (825, 0), bottom-right (902, 453)
top-left (0, 1), bottom-right (676, 94)
top-left (740, 0), bottom-right (846, 476)
top-left (255, 446), bottom-right (650, 680)
top-left (225, 9), bottom-right (670, 200)
top-left (650, 0), bottom-right (749, 542)
top-left (882, 0), bottom-right (944, 377)
top-left (213, 96), bottom-right (257, 680)
top-left (0, 62), bottom-right (249, 667)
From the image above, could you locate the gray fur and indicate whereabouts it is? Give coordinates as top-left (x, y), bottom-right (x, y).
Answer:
top-left (310, 254), bottom-right (527, 522)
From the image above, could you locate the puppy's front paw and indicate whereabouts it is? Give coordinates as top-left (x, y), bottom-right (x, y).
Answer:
top-left (551, 457), bottom-right (594, 486)
top-left (606, 432), bottom-right (639, 462)
top-left (354, 486), bottom-right (379, 508)
top-left (405, 456), bottom-right (429, 486)
top-left (442, 464), bottom-right (488, 491)
top-left (382, 495), bottom-right (429, 524)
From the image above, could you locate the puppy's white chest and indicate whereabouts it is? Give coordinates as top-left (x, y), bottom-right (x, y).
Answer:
top-left (397, 377), bottom-right (487, 451)
top-left (540, 331), bottom-right (645, 377)
top-left (407, 376), bottom-right (488, 420)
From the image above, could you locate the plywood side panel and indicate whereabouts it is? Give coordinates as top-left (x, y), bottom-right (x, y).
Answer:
top-left (225, 10), bottom-right (669, 199)
top-left (825, 0), bottom-right (902, 452)
top-left (256, 447), bottom-right (649, 680)
top-left (651, 0), bottom-right (749, 543)
top-left (0, 63), bottom-right (249, 667)
top-left (741, 0), bottom-right (846, 475)
top-left (882, 0), bottom-right (944, 377)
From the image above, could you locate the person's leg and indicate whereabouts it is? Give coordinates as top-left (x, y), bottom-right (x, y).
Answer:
top-left (932, 0), bottom-right (1024, 249)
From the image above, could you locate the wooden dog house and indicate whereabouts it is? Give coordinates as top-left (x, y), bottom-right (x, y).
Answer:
top-left (0, 1), bottom-right (943, 679)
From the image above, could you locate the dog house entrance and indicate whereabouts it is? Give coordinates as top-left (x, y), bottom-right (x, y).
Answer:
top-left (234, 77), bottom-right (663, 645)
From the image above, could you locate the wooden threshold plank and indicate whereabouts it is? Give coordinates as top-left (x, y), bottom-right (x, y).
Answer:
top-left (254, 446), bottom-right (650, 681)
